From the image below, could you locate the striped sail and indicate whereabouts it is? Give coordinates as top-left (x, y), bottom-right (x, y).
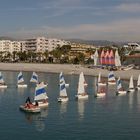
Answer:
top-left (30, 72), bottom-right (38, 83)
top-left (78, 72), bottom-right (85, 94)
top-left (108, 71), bottom-right (115, 81)
top-left (34, 82), bottom-right (48, 101)
top-left (17, 72), bottom-right (24, 84)
top-left (59, 72), bottom-right (67, 97)
top-left (117, 77), bottom-right (122, 91)
top-left (0, 72), bottom-right (5, 84)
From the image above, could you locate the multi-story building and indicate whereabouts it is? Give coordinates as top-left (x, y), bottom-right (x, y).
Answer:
top-left (25, 37), bottom-right (70, 52)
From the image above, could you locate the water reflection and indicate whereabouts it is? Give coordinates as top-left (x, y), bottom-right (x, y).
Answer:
top-left (77, 100), bottom-right (87, 120)
top-left (24, 109), bottom-right (48, 132)
top-left (59, 102), bottom-right (68, 114)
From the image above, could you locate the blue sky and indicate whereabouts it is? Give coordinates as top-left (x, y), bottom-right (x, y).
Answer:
top-left (0, 0), bottom-right (140, 41)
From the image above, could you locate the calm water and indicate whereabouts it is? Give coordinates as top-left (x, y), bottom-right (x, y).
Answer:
top-left (0, 71), bottom-right (140, 140)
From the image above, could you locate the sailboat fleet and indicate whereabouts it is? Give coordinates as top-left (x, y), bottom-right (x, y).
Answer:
top-left (0, 70), bottom-right (138, 113)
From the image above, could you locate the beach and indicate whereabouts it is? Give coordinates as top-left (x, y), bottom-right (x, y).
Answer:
top-left (0, 63), bottom-right (139, 80)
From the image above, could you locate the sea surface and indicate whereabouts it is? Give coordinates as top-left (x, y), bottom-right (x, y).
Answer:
top-left (0, 71), bottom-right (140, 140)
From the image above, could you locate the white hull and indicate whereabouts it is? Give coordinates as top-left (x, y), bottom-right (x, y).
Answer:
top-left (65, 84), bottom-right (69, 88)
top-left (108, 81), bottom-right (116, 85)
top-left (58, 97), bottom-right (68, 102)
top-left (75, 94), bottom-right (88, 99)
top-left (116, 90), bottom-right (127, 96)
top-left (17, 84), bottom-right (27, 88)
top-left (19, 105), bottom-right (40, 113)
top-left (136, 86), bottom-right (140, 90)
top-left (98, 82), bottom-right (107, 86)
top-left (127, 88), bottom-right (135, 92)
top-left (0, 85), bottom-right (7, 88)
top-left (95, 92), bottom-right (106, 98)
top-left (84, 83), bottom-right (88, 86)
top-left (33, 101), bottom-right (49, 108)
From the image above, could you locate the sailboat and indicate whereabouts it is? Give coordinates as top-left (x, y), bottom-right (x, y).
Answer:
top-left (58, 72), bottom-right (68, 102)
top-left (116, 77), bottom-right (126, 96)
top-left (136, 74), bottom-right (140, 90)
top-left (33, 82), bottom-right (49, 108)
top-left (0, 72), bottom-right (7, 88)
top-left (30, 72), bottom-right (38, 83)
top-left (108, 71), bottom-right (116, 85)
top-left (97, 72), bottom-right (106, 86)
top-left (95, 85), bottom-right (106, 98)
top-left (75, 72), bottom-right (88, 99)
top-left (127, 76), bottom-right (135, 92)
top-left (17, 72), bottom-right (27, 88)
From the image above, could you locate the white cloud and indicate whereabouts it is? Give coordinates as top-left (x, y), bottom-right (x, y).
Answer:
top-left (5, 18), bottom-right (140, 41)
top-left (116, 3), bottom-right (140, 13)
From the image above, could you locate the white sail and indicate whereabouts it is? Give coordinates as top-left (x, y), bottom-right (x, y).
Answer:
top-left (98, 72), bottom-right (101, 83)
top-left (59, 72), bottom-right (67, 97)
top-left (17, 72), bottom-right (24, 84)
top-left (115, 50), bottom-right (121, 67)
top-left (94, 49), bottom-right (99, 66)
top-left (30, 72), bottom-right (38, 83)
top-left (129, 76), bottom-right (134, 89)
top-left (108, 71), bottom-right (115, 81)
top-left (0, 72), bottom-right (5, 84)
top-left (78, 72), bottom-right (85, 94)
top-left (34, 82), bottom-right (48, 101)
top-left (117, 77), bottom-right (122, 91)
top-left (137, 74), bottom-right (140, 86)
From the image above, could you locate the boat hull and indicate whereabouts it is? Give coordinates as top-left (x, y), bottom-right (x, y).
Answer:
top-left (17, 84), bottom-right (27, 88)
top-left (127, 88), bottom-right (135, 92)
top-left (0, 85), bottom-right (7, 88)
top-left (98, 82), bottom-right (107, 86)
top-left (116, 90), bottom-right (127, 96)
top-left (33, 101), bottom-right (49, 108)
top-left (75, 94), bottom-right (88, 99)
top-left (65, 84), bottom-right (69, 88)
top-left (95, 92), bottom-right (106, 98)
top-left (108, 81), bottom-right (116, 85)
top-left (19, 105), bottom-right (40, 113)
top-left (58, 97), bottom-right (68, 102)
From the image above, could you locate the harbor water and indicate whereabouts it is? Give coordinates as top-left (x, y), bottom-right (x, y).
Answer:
top-left (0, 71), bottom-right (140, 140)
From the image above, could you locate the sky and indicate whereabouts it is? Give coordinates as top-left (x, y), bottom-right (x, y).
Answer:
top-left (0, 0), bottom-right (140, 41)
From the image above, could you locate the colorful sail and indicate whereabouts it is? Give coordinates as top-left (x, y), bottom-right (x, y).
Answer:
top-left (34, 82), bottom-right (48, 101)
top-left (117, 77), bottom-right (122, 91)
top-left (30, 72), bottom-right (38, 83)
top-left (104, 50), bottom-right (110, 66)
top-left (100, 49), bottom-right (105, 65)
top-left (109, 50), bottom-right (115, 66)
top-left (108, 71), bottom-right (115, 81)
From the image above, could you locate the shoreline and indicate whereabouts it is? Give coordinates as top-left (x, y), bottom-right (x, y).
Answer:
top-left (0, 63), bottom-right (139, 80)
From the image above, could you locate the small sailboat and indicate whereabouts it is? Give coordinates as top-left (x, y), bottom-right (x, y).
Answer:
top-left (97, 72), bottom-right (106, 86)
top-left (136, 74), bottom-right (140, 90)
top-left (108, 71), bottom-right (116, 85)
top-left (0, 72), bottom-right (7, 88)
top-left (30, 72), bottom-right (38, 83)
top-left (95, 85), bottom-right (106, 98)
top-left (75, 72), bottom-right (88, 99)
top-left (127, 76), bottom-right (135, 92)
top-left (58, 72), bottom-right (68, 102)
top-left (33, 82), bottom-right (49, 108)
top-left (116, 77), bottom-right (126, 96)
top-left (17, 72), bottom-right (27, 88)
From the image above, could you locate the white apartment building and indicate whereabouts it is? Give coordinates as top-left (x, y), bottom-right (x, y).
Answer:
top-left (0, 40), bottom-right (21, 54)
top-left (25, 37), bottom-right (70, 52)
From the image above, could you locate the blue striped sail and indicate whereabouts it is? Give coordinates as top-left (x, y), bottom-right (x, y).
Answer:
top-left (30, 72), bottom-right (38, 83)
top-left (17, 72), bottom-right (24, 84)
top-left (0, 72), bottom-right (5, 84)
top-left (108, 71), bottom-right (115, 81)
top-left (59, 72), bottom-right (67, 97)
top-left (34, 82), bottom-right (48, 101)
top-left (117, 77), bottom-right (122, 90)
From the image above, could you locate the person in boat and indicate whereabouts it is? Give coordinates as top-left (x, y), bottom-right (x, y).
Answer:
top-left (35, 101), bottom-right (38, 106)
top-left (25, 96), bottom-right (31, 104)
